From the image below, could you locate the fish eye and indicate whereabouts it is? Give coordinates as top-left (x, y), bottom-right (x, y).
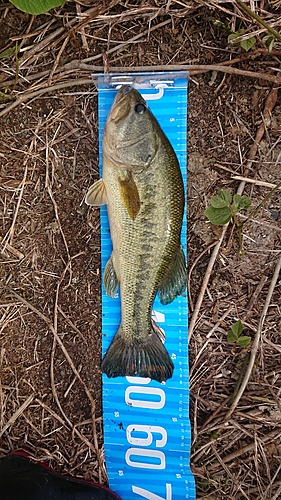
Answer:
top-left (135, 103), bottom-right (146, 114)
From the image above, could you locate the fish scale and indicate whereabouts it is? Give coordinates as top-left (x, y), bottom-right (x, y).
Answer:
top-left (104, 153), bottom-right (183, 341)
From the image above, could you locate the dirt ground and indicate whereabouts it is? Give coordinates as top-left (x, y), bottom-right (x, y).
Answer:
top-left (0, 1), bottom-right (281, 498)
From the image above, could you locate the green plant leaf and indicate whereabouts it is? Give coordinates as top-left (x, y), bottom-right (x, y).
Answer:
top-left (213, 20), bottom-right (223, 28)
top-left (213, 20), bottom-right (231, 33)
top-left (0, 46), bottom-right (19, 59)
top-left (204, 206), bottom-right (232, 225)
top-left (227, 330), bottom-right (237, 342)
top-left (198, 481), bottom-right (211, 492)
top-left (231, 320), bottom-right (243, 338)
top-left (210, 189), bottom-right (232, 208)
top-left (240, 36), bottom-right (256, 52)
top-left (237, 336), bottom-right (251, 347)
top-left (232, 194), bottom-right (252, 211)
top-left (0, 91), bottom-right (15, 101)
top-left (10, 0), bottom-right (65, 14)
top-left (211, 432), bottom-right (219, 440)
top-left (262, 34), bottom-right (275, 52)
top-left (228, 29), bottom-right (244, 44)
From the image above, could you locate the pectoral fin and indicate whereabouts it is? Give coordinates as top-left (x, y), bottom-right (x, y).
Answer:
top-left (158, 246), bottom-right (187, 305)
top-left (85, 179), bottom-right (107, 206)
top-left (118, 171), bottom-right (140, 220)
top-left (104, 254), bottom-right (119, 298)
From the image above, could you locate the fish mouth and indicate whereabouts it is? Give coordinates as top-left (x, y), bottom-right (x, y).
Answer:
top-left (116, 85), bottom-right (132, 102)
top-left (109, 85), bottom-right (132, 122)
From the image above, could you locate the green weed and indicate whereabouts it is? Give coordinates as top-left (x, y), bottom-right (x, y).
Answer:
top-left (10, 0), bottom-right (65, 15)
top-left (227, 320), bottom-right (251, 347)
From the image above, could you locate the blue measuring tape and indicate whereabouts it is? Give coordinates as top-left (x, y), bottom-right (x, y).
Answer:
top-left (95, 73), bottom-right (195, 500)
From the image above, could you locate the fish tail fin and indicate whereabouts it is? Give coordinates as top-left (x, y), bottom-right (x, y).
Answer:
top-left (101, 325), bottom-right (174, 383)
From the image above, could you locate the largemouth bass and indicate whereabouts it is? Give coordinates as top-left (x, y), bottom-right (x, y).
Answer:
top-left (86, 85), bottom-right (186, 383)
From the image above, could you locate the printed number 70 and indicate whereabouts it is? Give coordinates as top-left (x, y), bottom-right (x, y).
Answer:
top-left (132, 484), bottom-right (172, 499)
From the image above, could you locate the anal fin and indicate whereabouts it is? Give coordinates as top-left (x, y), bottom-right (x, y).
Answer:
top-left (104, 254), bottom-right (119, 298)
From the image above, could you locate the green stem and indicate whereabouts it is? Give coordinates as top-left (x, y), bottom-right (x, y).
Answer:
top-left (237, 225), bottom-right (244, 255)
top-left (231, 209), bottom-right (244, 254)
top-left (232, 210), bottom-right (240, 228)
top-left (236, 0), bottom-right (281, 42)
top-left (242, 180), bottom-right (281, 227)
top-left (228, 353), bottom-right (250, 406)
top-left (13, 42), bottom-right (19, 90)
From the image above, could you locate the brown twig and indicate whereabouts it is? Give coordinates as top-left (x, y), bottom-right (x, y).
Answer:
top-left (35, 398), bottom-right (100, 460)
top-left (236, 0), bottom-right (281, 42)
top-left (2, 48), bottom-right (281, 89)
top-left (232, 175), bottom-right (281, 190)
top-left (8, 286), bottom-right (107, 482)
top-left (0, 60), bottom-right (280, 118)
top-left (1, 121), bottom-right (41, 251)
top-left (18, 1), bottom-right (120, 65)
top-left (190, 305), bottom-right (233, 379)
top-left (0, 394), bottom-right (34, 438)
top-left (45, 142), bottom-right (71, 270)
top-left (224, 253), bottom-right (281, 421)
top-left (0, 237), bottom-right (24, 260)
top-left (57, 305), bottom-right (87, 345)
top-left (76, 3), bottom-right (89, 52)
top-left (189, 85), bottom-right (279, 342)
top-left (238, 86), bottom-right (279, 194)
top-left (48, 35), bottom-right (70, 85)
top-left (208, 428), bottom-right (281, 468)
top-left (188, 225), bottom-right (228, 341)
top-left (64, 62), bottom-right (281, 83)
top-left (0, 79), bottom-right (94, 118)
top-left (244, 275), bottom-right (268, 317)
top-left (1, 61), bottom-right (281, 118)
top-left (188, 241), bottom-right (218, 311)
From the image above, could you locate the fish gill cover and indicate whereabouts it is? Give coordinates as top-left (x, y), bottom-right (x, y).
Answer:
top-left (95, 73), bottom-right (195, 500)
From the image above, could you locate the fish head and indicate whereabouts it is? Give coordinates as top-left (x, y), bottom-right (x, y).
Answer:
top-left (103, 85), bottom-right (159, 171)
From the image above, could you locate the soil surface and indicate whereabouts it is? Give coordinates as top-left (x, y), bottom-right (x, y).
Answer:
top-left (0, 1), bottom-right (281, 498)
